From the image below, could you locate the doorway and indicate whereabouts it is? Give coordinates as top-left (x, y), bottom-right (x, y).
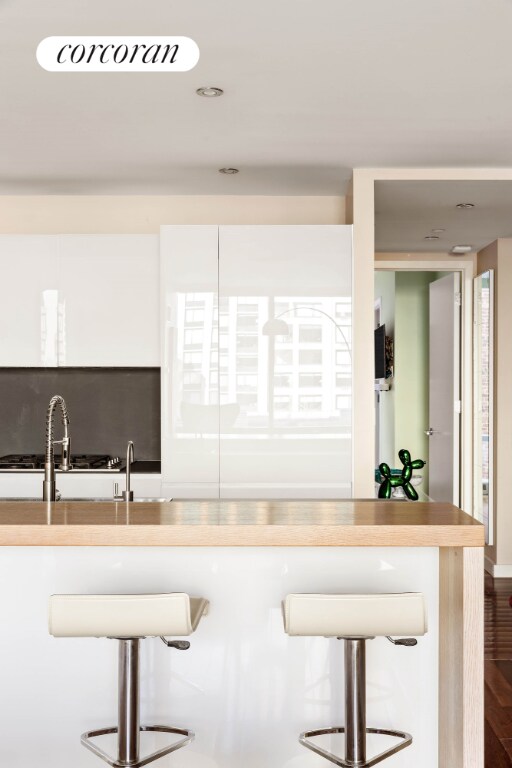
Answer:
top-left (374, 269), bottom-right (461, 503)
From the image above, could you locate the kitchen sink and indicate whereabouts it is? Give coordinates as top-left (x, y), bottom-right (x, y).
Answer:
top-left (65, 497), bottom-right (172, 502)
top-left (0, 497), bottom-right (172, 502)
top-left (65, 496), bottom-right (172, 504)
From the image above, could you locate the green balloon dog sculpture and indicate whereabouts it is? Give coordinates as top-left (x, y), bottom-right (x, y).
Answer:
top-left (378, 449), bottom-right (426, 501)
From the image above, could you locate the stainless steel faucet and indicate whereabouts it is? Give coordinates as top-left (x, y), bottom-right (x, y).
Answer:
top-left (43, 395), bottom-right (72, 501)
top-left (114, 441), bottom-right (135, 501)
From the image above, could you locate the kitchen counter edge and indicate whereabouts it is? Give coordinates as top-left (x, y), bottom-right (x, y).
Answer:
top-left (0, 500), bottom-right (484, 547)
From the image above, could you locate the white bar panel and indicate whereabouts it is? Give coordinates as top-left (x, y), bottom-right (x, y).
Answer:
top-left (219, 225), bottom-right (353, 498)
top-left (0, 546), bottom-right (438, 768)
top-left (160, 226), bottom-right (219, 490)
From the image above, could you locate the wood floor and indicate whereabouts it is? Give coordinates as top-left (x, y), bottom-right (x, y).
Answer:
top-left (485, 573), bottom-right (512, 766)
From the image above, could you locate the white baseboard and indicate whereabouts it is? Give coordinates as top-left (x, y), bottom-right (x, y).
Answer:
top-left (486, 558), bottom-right (512, 578)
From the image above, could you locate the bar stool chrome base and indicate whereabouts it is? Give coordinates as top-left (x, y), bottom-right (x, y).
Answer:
top-left (81, 637), bottom-right (194, 768)
top-left (81, 725), bottom-right (194, 768)
top-left (299, 726), bottom-right (412, 768)
top-left (298, 637), bottom-right (415, 767)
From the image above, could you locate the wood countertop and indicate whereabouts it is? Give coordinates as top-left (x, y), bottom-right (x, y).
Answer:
top-left (0, 499), bottom-right (484, 547)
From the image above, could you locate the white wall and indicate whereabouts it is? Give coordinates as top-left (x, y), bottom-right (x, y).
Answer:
top-left (0, 196), bottom-right (345, 233)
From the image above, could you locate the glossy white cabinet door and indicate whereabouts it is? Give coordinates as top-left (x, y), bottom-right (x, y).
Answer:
top-left (219, 225), bottom-right (353, 498)
top-left (58, 235), bottom-right (159, 366)
top-left (0, 235), bottom-right (60, 366)
top-left (160, 226), bottom-right (219, 497)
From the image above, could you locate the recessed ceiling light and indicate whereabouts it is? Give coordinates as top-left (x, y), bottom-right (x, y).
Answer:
top-left (456, 203), bottom-right (475, 209)
top-left (431, 228), bottom-right (446, 234)
top-left (219, 167), bottom-right (239, 175)
top-left (424, 235), bottom-right (440, 240)
top-left (450, 245), bottom-right (473, 255)
top-left (196, 87), bottom-right (224, 98)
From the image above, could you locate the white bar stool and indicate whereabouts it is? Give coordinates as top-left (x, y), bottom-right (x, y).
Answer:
top-left (49, 592), bottom-right (209, 768)
top-left (283, 592), bottom-right (427, 768)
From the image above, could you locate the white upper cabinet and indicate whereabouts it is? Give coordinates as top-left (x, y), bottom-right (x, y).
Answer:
top-left (0, 236), bottom-right (60, 366)
top-left (0, 234), bottom-right (159, 367)
top-left (59, 235), bottom-right (159, 366)
top-left (160, 224), bottom-right (353, 499)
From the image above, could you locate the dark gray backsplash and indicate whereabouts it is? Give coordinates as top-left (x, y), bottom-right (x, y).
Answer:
top-left (0, 368), bottom-right (161, 459)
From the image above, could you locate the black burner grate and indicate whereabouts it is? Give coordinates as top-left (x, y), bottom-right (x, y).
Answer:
top-left (0, 454), bottom-right (119, 470)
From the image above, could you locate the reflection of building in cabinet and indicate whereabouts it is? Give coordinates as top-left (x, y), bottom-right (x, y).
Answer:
top-left (260, 298), bottom-right (352, 428)
top-left (177, 292), bottom-right (218, 407)
top-left (176, 293), bottom-right (352, 431)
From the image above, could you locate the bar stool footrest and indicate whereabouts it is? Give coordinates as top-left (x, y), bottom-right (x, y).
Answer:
top-left (299, 726), bottom-right (412, 768)
top-left (81, 725), bottom-right (194, 768)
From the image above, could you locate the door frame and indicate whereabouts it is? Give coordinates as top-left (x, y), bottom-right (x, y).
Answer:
top-left (375, 255), bottom-right (474, 514)
top-left (350, 166), bottom-right (512, 507)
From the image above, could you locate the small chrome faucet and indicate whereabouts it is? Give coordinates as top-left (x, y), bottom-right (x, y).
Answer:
top-left (43, 395), bottom-right (72, 501)
top-left (114, 441), bottom-right (135, 501)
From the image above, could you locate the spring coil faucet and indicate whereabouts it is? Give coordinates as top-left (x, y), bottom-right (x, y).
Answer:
top-left (43, 394), bottom-right (72, 501)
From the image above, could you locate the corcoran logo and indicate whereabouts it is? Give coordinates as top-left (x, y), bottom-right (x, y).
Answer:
top-left (36, 36), bottom-right (199, 72)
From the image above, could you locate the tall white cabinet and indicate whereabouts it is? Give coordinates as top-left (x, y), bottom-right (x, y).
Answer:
top-left (161, 225), bottom-right (353, 499)
top-left (161, 226), bottom-right (219, 497)
top-left (0, 234), bottom-right (159, 366)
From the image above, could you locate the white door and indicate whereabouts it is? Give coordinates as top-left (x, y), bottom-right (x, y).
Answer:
top-left (428, 273), bottom-right (461, 503)
top-left (473, 270), bottom-right (494, 542)
top-left (58, 235), bottom-right (160, 366)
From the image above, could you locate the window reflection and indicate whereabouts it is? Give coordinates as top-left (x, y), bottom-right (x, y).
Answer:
top-left (174, 293), bottom-right (352, 437)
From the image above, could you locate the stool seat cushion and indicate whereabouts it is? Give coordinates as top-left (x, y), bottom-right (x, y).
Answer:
top-left (49, 593), bottom-right (209, 638)
top-left (283, 593), bottom-right (427, 637)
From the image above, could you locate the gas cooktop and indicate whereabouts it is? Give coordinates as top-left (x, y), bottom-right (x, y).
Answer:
top-left (0, 454), bottom-right (124, 472)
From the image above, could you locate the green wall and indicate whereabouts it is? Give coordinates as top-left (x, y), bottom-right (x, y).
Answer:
top-left (394, 272), bottom-right (433, 489)
top-left (374, 271), bottom-right (395, 468)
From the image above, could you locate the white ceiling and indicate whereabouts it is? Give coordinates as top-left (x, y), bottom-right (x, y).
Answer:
top-left (375, 180), bottom-right (512, 253)
top-left (3, 0), bottom-right (512, 194)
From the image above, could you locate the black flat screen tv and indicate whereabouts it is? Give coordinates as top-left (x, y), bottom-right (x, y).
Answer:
top-left (375, 324), bottom-right (386, 379)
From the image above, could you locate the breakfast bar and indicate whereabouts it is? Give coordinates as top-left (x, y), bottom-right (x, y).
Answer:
top-left (0, 500), bottom-right (484, 768)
